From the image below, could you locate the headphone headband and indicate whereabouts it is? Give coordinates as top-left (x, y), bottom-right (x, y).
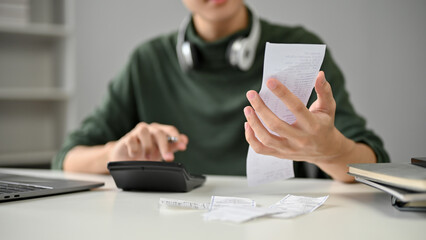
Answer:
top-left (176, 11), bottom-right (261, 72)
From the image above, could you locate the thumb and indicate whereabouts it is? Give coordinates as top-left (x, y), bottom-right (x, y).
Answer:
top-left (310, 71), bottom-right (336, 114)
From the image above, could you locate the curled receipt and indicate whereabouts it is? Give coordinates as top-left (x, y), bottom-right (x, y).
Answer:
top-left (209, 196), bottom-right (256, 210)
top-left (246, 43), bottom-right (326, 186)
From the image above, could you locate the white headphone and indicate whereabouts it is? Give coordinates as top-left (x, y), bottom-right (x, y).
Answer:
top-left (176, 12), bottom-right (261, 72)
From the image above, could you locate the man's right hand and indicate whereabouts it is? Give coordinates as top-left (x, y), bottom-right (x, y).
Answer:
top-left (109, 122), bottom-right (188, 162)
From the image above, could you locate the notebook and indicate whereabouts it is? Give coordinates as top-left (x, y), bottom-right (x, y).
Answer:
top-left (348, 163), bottom-right (426, 192)
top-left (354, 176), bottom-right (426, 212)
top-left (0, 171), bottom-right (104, 202)
top-left (354, 176), bottom-right (426, 202)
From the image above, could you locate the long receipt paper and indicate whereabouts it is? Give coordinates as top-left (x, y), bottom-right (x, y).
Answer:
top-left (247, 43), bottom-right (326, 186)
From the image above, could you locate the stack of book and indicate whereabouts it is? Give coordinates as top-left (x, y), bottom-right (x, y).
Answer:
top-left (348, 157), bottom-right (426, 212)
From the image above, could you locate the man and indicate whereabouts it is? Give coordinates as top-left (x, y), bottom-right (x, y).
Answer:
top-left (52, 0), bottom-right (389, 182)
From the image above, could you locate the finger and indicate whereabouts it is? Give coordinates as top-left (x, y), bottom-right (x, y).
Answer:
top-left (125, 135), bottom-right (141, 159)
top-left (246, 90), bottom-right (300, 138)
top-left (244, 122), bottom-right (279, 156)
top-left (177, 134), bottom-right (189, 151)
top-left (312, 71), bottom-right (336, 114)
top-left (151, 128), bottom-right (174, 162)
top-left (138, 125), bottom-right (154, 159)
top-left (243, 106), bottom-right (286, 149)
top-left (266, 78), bottom-right (315, 127)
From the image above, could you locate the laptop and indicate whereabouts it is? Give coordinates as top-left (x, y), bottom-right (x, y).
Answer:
top-left (0, 172), bottom-right (104, 202)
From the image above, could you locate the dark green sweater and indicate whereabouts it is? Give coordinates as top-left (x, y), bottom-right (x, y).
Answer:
top-left (52, 17), bottom-right (390, 177)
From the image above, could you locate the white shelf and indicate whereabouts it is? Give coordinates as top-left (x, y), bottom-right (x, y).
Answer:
top-left (0, 0), bottom-right (74, 167)
top-left (0, 88), bottom-right (70, 101)
top-left (0, 150), bottom-right (55, 165)
top-left (0, 22), bottom-right (69, 37)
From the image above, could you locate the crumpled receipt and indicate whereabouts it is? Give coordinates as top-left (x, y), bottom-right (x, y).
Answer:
top-left (203, 206), bottom-right (283, 223)
top-left (159, 194), bottom-right (328, 223)
top-left (269, 194), bottom-right (329, 218)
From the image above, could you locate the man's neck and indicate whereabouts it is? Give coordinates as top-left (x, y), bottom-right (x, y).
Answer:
top-left (193, 7), bottom-right (248, 42)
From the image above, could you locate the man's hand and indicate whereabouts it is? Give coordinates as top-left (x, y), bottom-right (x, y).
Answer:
top-left (243, 71), bottom-right (355, 166)
top-left (109, 122), bottom-right (188, 162)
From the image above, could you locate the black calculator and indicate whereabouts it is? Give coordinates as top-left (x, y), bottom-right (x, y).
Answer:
top-left (108, 161), bottom-right (206, 192)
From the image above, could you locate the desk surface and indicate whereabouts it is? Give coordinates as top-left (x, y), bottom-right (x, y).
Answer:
top-left (0, 168), bottom-right (425, 240)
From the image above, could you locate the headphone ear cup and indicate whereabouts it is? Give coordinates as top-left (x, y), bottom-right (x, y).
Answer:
top-left (227, 12), bottom-right (261, 71)
top-left (181, 41), bottom-right (201, 70)
top-left (226, 37), bottom-right (243, 68)
top-left (227, 38), bottom-right (253, 71)
top-left (236, 39), bottom-right (253, 71)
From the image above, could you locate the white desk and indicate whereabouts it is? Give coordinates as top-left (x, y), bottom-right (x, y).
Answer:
top-left (0, 168), bottom-right (425, 240)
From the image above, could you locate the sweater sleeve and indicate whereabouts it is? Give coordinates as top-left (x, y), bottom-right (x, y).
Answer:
top-left (51, 51), bottom-right (141, 170)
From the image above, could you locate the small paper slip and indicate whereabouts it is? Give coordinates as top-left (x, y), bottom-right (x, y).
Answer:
top-left (159, 198), bottom-right (209, 210)
top-left (209, 196), bottom-right (256, 210)
top-left (246, 43), bottom-right (326, 186)
top-left (203, 206), bottom-right (284, 223)
top-left (269, 194), bottom-right (329, 218)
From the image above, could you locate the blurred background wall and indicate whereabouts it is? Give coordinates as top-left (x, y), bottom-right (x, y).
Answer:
top-left (72, 0), bottom-right (426, 164)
